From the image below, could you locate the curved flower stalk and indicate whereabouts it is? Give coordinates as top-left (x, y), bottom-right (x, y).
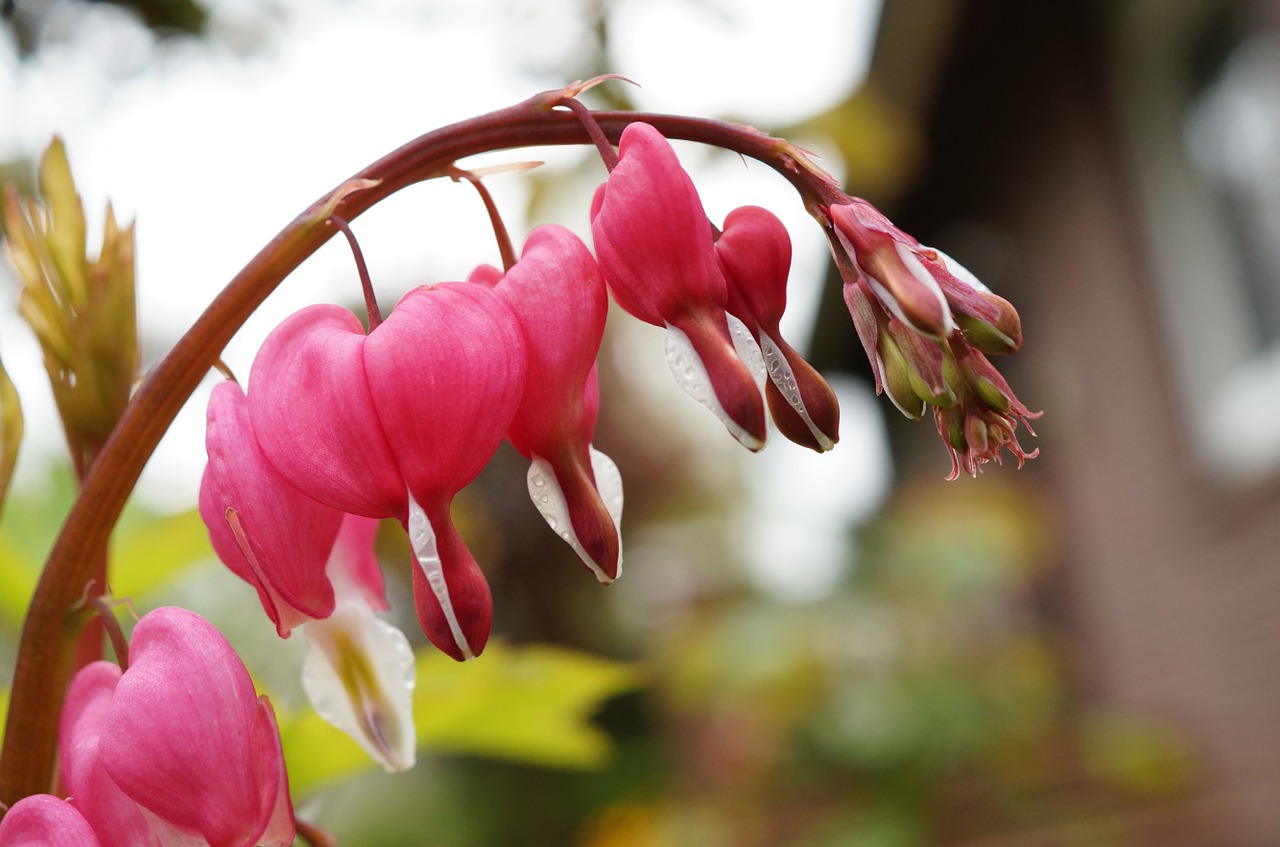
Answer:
top-left (472, 225), bottom-right (624, 583)
top-left (58, 608), bottom-right (294, 847)
top-left (0, 795), bottom-right (103, 847)
top-left (248, 284), bottom-right (527, 662)
top-left (591, 122), bottom-right (767, 451)
top-left (715, 205), bottom-right (840, 453)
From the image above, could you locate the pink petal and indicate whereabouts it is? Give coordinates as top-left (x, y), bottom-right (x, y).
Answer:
top-left (98, 608), bottom-right (293, 847)
top-left (0, 795), bottom-right (104, 847)
top-left (591, 122), bottom-right (724, 325)
top-left (496, 225), bottom-right (606, 455)
top-left (200, 380), bottom-right (341, 636)
top-left (716, 205), bottom-right (792, 330)
top-left (327, 513), bottom-right (387, 613)
top-left (249, 304), bottom-right (405, 519)
top-left (364, 282), bottom-right (526, 503)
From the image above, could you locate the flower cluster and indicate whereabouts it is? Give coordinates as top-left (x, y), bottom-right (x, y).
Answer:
top-left (196, 117), bottom-right (1038, 777)
top-left (0, 608), bottom-right (294, 847)
top-left (829, 198), bottom-right (1039, 479)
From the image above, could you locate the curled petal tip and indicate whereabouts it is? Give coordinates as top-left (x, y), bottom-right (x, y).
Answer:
top-left (406, 495), bottom-right (491, 662)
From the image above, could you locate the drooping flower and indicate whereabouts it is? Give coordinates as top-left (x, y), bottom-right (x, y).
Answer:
top-left (200, 380), bottom-right (343, 637)
top-left (591, 121), bottom-right (767, 451)
top-left (248, 283), bottom-right (527, 661)
top-left (472, 225), bottom-right (623, 583)
top-left (60, 607), bottom-right (294, 847)
top-left (0, 795), bottom-right (103, 847)
top-left (715, 205), bottom-right (840, 453)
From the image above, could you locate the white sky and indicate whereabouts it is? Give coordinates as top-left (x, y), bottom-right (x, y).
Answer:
top-left (0, 0), bottom-right (887, 589)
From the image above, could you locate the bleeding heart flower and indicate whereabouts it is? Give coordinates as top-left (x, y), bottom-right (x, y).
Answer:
top-left (591, 121), bottom-right (766, 451)
top-left (715, 205), bottom-right (840, 453)
top-left (59, 607), bottom-right (294, 847)
top-left (476, 225), bottom-right (623, 583)
top-left (248, 283), bottom-right (527, 661)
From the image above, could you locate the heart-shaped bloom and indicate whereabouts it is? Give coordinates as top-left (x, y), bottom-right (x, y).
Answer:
top-left (591, 121), bottom-right (766, 451)
top-left (715, 205), bottom-right (840, 453)
top-left (472, 225), bottom-right (623, 583)
top-left (249, 283), bottom-right (527, 661)
top-left (59, 607), bottom-right (294, 847)
top-left (0, 795), bottom-right (103, 847)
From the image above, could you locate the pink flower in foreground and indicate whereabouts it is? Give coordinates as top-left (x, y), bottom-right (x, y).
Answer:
top-left (715, 205), bottom-right (840, 453)
top-left (59, 607), bottom-right (294, 847)
top-left (591, 122), bottom-right (767, 451)
top-left (248, 283), bottom-right (527, 661)
top-left (473, 225), bottom-right (624, 583)
top-left (0, 795), bottom-right (103, 847)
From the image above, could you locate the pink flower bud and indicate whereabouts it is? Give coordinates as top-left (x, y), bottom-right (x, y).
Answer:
top-left (60, 608), bottom-right (294, 847)
top-left (716, 205), bottom-right (840, 452)
top-left (829, 200), bottom-right (954, 339)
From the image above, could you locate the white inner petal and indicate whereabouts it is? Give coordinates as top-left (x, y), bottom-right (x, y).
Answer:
top-left (301, 601), bottom-right (417, 772)
top-left (664, 324), bottom-right (764, 451)
top-left (727, 313), bottom-right (767, 391)
top-left (759, 329), bottom-right (835, 452)
top-left (407, 493), bottom-right (474, 660)
top-left (527, 457), bottom-right (614, 584)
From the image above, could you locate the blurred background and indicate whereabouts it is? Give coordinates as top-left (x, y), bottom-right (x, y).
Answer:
top-left (2, 0), bottom-right (1277, 844)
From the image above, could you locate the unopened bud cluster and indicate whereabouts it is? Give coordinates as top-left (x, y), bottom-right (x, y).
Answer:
top-left (830, 199), bottom-right (1038, 479)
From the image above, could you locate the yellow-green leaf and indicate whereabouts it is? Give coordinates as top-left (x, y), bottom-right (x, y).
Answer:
top-left (279, 641), bottom-right (639, 797)
top-left (109, 507), bottom-right (216, 599)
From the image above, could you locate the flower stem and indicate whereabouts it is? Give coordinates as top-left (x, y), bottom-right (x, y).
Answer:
top-left (0, 87), bottom-right (843, 806)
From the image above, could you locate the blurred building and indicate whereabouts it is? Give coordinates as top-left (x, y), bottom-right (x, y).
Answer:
top-left (828, 0), bottom-right (1280, 843)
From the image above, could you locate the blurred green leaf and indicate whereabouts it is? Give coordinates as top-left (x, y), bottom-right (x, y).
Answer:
top-left (280, 640), bottom-right (639, 797)
top-left (0, 356), bottom-right (21, 521)
top-left (0, 531), bottom-right (37, 628)
top-left (109, 507), bottom-right (214, 598)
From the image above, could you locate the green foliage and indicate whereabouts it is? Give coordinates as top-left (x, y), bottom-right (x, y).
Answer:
top-left (280, 640), bottom-right (639, 797)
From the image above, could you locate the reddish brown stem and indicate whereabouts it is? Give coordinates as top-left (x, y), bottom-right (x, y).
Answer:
top-left (0, 88), bottom-right (842, 805)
